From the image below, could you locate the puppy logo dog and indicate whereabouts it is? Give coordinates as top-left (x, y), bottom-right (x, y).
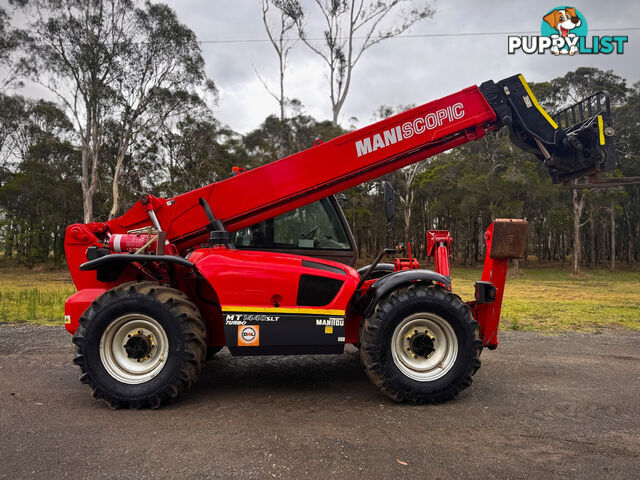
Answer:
top-left (543, 7), bottom-right (583, 55)
top-left (509, 8), bottom-right (627, 56)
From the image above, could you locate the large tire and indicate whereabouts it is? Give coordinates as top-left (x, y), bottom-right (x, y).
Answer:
top-left (360, 283), bottom-right (482, 404)
top-left (72, 282), bottom-right (206, 409)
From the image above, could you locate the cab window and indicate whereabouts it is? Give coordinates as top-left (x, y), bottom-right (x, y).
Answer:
top-left (233, 198), bottom-right (350, 250)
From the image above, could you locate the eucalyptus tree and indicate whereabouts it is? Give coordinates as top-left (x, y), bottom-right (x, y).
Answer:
top-left (21, 0), bottom-right (132, 222)
top-left (257, 0), bottom-right (299, 122)
top-left (20, 0), bottom-right (214, 221)
top-left (0, 4), bottom-right (25, 89)
top-left (105, 2), bottom-right (215, 218)
top-left (279, 0), bottom-right (435, 126)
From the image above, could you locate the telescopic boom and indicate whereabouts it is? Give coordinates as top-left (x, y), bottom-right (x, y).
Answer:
top-left (78, 73), bottom-right (615, 254)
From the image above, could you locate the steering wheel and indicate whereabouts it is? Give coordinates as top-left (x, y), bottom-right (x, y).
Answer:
top-left (301, 225), bottom-right (319, 240)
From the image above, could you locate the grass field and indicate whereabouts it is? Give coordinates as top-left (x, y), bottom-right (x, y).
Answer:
top-left (0, 266), bottom-right (75, 325)
top-left (451, 266), bottom-right (640, 332)
top-left (0, 263), bottom-right (638, 332)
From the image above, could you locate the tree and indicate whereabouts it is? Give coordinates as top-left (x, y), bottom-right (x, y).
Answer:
top-left (21, 0), bottom-right (132, 223)
top-left (615, 83), bottom-right (640, 265)
top-left (106, 2), bottom-right (214, 218)
top-left (151, 114), bottom-right (246, 196)
top-left (570, 184), bottom-right (588, 274)
top-left (547, 67), bottom-right (629, 108)
top-left (0, 4), bottom-right (25, 89)
top-left (256, 0), bottom-right (299, 122)
top-left (0, 98), bottom-right (82, 265)
top-left (20, 0), bottom-right (214, 221)
top-left (0, 5), bottom-right (27, 168)
top-left (281, 0), bottom-right (435, 126)
top-left (0, 93), bottom-right (28, 166)
top-left (244, 106), bottom-right (345, 165)
top-left (397, 163), bottom-right (422, 244)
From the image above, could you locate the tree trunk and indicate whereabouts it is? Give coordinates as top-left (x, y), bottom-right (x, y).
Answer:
top-left (400, 165), bottom-right (419, 244)
top-left (109, 137), bottom-right (130, 220)
top-left (472, 216), bottom-right (478, 265)
top-left (624, 206), bottom-right (634, 265)
top-left (82, 120), bottom-right (100, 224)
top-left (421, 200), bottom-right (427, 259)
top-left (81, 141), bottom-right (93, 223)
top-left (279, 48), bottom-right (285, 122)
top-left (589, 211), bottom-right (596, 268)
top-left (467, 218), bottom-right (472, 265)
top-left (331, 107), bottom-right (339, 128)
top-left (403, 205), bottom-right (412, 245)
top-left (572, 188), bottom-right (586, 275)
top-left (4, 218), bottom-right (13, 257)
top-left (610, 199), bottom-right (616, 272)
top-left (109, 151), bottom-right (126, 220)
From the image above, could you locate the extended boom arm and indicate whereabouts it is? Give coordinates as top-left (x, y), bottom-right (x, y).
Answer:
top-left (72, 74), bottom-right (615, 257)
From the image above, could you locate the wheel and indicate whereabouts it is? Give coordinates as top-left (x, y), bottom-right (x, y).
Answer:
top-left (72, 282), bottom-right (206, 409)
top-left (360, 283), bottom-right (482, 404)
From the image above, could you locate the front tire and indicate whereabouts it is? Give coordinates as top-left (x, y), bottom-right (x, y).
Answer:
top-left (360, 284), bottom-right (481, 404)
top-left (72, 282), bottom-right (206, 409)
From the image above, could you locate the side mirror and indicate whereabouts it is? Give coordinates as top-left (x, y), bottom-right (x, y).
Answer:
top-left (384, 181), bottom-right (395, 223)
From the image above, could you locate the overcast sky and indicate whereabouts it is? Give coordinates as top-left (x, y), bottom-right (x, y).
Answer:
top-left (13, 0), bottom-right (640, 133)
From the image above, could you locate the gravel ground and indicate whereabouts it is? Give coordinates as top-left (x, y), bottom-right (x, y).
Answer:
top-left (0, 324), bottom-right (639, 479)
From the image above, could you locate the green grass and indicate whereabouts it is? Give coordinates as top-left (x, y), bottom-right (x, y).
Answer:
top-left (0, 266), bottom-right (76, 325)
top-left (0, 263), bottom-right (638, 332)
top-left (450, 265), bottom-right (640, 332)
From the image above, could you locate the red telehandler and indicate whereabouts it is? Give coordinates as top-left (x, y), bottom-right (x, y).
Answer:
top-left (64, 74), bottom-right (614, 408)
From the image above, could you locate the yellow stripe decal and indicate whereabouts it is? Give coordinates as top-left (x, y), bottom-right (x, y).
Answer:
top-left (221, 306), bottom-right (345, 316)
top-left (597, 115), bottom-right (605, 145)
top-left (518, 74), bottom-right (558, 130)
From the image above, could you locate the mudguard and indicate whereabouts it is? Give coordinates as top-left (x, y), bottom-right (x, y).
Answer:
top-left (356, 263), bottom-right (394, 276)
top-left (359, 269), bottom-right (451, 318)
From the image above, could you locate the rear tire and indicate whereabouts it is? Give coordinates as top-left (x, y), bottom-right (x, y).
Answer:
top-left (360, 284), bottom-right (481, 404)
top-left (72, 282), bottom-right (206, 409)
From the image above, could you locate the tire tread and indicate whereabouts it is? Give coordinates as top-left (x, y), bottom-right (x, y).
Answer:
top-left (72, 281), bottom-right (206, 409)
top-left (360, 283), bottom-right (482, 404)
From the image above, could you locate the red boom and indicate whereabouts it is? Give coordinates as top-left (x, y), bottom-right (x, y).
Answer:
top-left (100, 86), bottom-right (497, 253)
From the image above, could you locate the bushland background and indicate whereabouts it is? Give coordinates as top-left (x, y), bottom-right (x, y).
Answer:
top-left (0, 1), bottom-right (638, 329)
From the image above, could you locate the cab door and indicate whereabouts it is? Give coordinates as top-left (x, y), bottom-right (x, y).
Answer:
top-left (232, 196), bottom-right (357, 266)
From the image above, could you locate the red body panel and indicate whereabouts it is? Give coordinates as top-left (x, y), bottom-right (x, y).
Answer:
top-left (189, 247), bottom-right (358, 312)
top-left (64, 288), bottom-right (107, 334)
top-left (65, 223), bottom-right (138, 291)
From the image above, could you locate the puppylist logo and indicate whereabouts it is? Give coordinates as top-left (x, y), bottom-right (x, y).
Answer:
top-left (508, 7), bottom-right (628, 55)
